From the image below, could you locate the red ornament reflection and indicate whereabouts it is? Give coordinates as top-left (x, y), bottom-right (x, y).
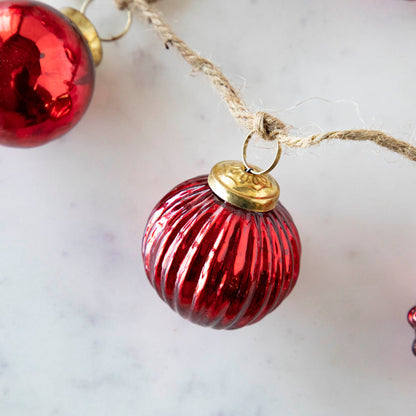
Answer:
top-left (142, 175), bottom-right (301, 329)
top-left (0, 1), bottom-right (95, 147)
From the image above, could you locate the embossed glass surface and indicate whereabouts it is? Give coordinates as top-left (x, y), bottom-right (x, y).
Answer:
top-left (142, 175), bottom-right (301, 329)
top-left (0, 1), bottom-right (95, 147)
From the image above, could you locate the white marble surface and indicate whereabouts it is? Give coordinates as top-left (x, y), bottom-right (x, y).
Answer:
top-left (1, 0), bottom-right (416, 414)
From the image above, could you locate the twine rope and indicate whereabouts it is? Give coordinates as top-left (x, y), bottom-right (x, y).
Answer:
top-left (115, 0), bottom-right (416, 162)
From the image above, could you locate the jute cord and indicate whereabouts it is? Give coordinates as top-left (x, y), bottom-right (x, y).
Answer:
top-left (115, 0), bottom-right (416, 162)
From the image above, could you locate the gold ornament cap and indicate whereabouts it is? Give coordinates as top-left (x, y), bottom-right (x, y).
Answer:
top-left (61, 7), bottom-right (103, 66)
top-left (208, 160), bottom-right (280, 213)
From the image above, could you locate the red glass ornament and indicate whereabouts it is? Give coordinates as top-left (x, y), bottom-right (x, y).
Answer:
top-left (408, 306), bottom-right (416, 356)
top-left (0, 1), bottom-right (95, 147)
top-left (142, 175), bottom-right (301, 329)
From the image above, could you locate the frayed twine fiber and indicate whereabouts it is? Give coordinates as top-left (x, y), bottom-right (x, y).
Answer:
top-left (116, 0), bottom-right (416, 162)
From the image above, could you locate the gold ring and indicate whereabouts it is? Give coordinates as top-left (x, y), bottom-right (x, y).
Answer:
top-left (242, 130), bottom-right (282, 175)
top-left (81, 0), bottom-right (133, 42)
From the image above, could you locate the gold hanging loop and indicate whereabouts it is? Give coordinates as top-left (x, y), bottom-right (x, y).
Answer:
top-left (80, 0), bottom-right (133, 42)
top-left (242, 131), bottom-right (282, 176)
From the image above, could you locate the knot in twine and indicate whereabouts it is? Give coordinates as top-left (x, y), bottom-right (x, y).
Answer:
top-left (116, 0), bottom-right (157, 10)
top-left (115, 0), bottom-right (416, 162)
top-left (252, 111), bottom-right (287, 142)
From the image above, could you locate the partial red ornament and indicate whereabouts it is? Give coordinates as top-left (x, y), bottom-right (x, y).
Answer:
top-left (0, 1), bottom-right (95, 147)
top-left (408, 305), bottom-right (416, 356)
top-left (142, 162), bottom-right (301, 330)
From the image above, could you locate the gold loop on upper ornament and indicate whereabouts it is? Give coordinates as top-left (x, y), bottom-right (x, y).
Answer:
top-left (80, 0), bottom-right (133, 42)
top-left (208, 160), bottom-right (280, 212)
top-left (242, 130), bottom-right (282, 175)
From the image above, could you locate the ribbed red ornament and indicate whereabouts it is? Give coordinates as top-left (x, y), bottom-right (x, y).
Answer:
top-left (142, 175), bottom-right (301, 329)
top-left (0, 1), bottom-right (95, 147)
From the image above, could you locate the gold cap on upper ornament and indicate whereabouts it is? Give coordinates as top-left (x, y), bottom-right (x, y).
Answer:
top-left (208, 160), bottom-right (280, 213)
top-left (61, 7), bottom-right (103, 66)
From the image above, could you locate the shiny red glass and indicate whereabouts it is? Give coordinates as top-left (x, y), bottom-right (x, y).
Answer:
top-left (142, 175), bottom-right (301, 329)
top-left (0, 1), bottom-right (95, 147)
top-left (408, 306), bottom-right (416, 356)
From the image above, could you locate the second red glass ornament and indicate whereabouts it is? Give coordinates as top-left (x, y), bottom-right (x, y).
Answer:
top-left (142, 158), bottom-right (301, 329)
